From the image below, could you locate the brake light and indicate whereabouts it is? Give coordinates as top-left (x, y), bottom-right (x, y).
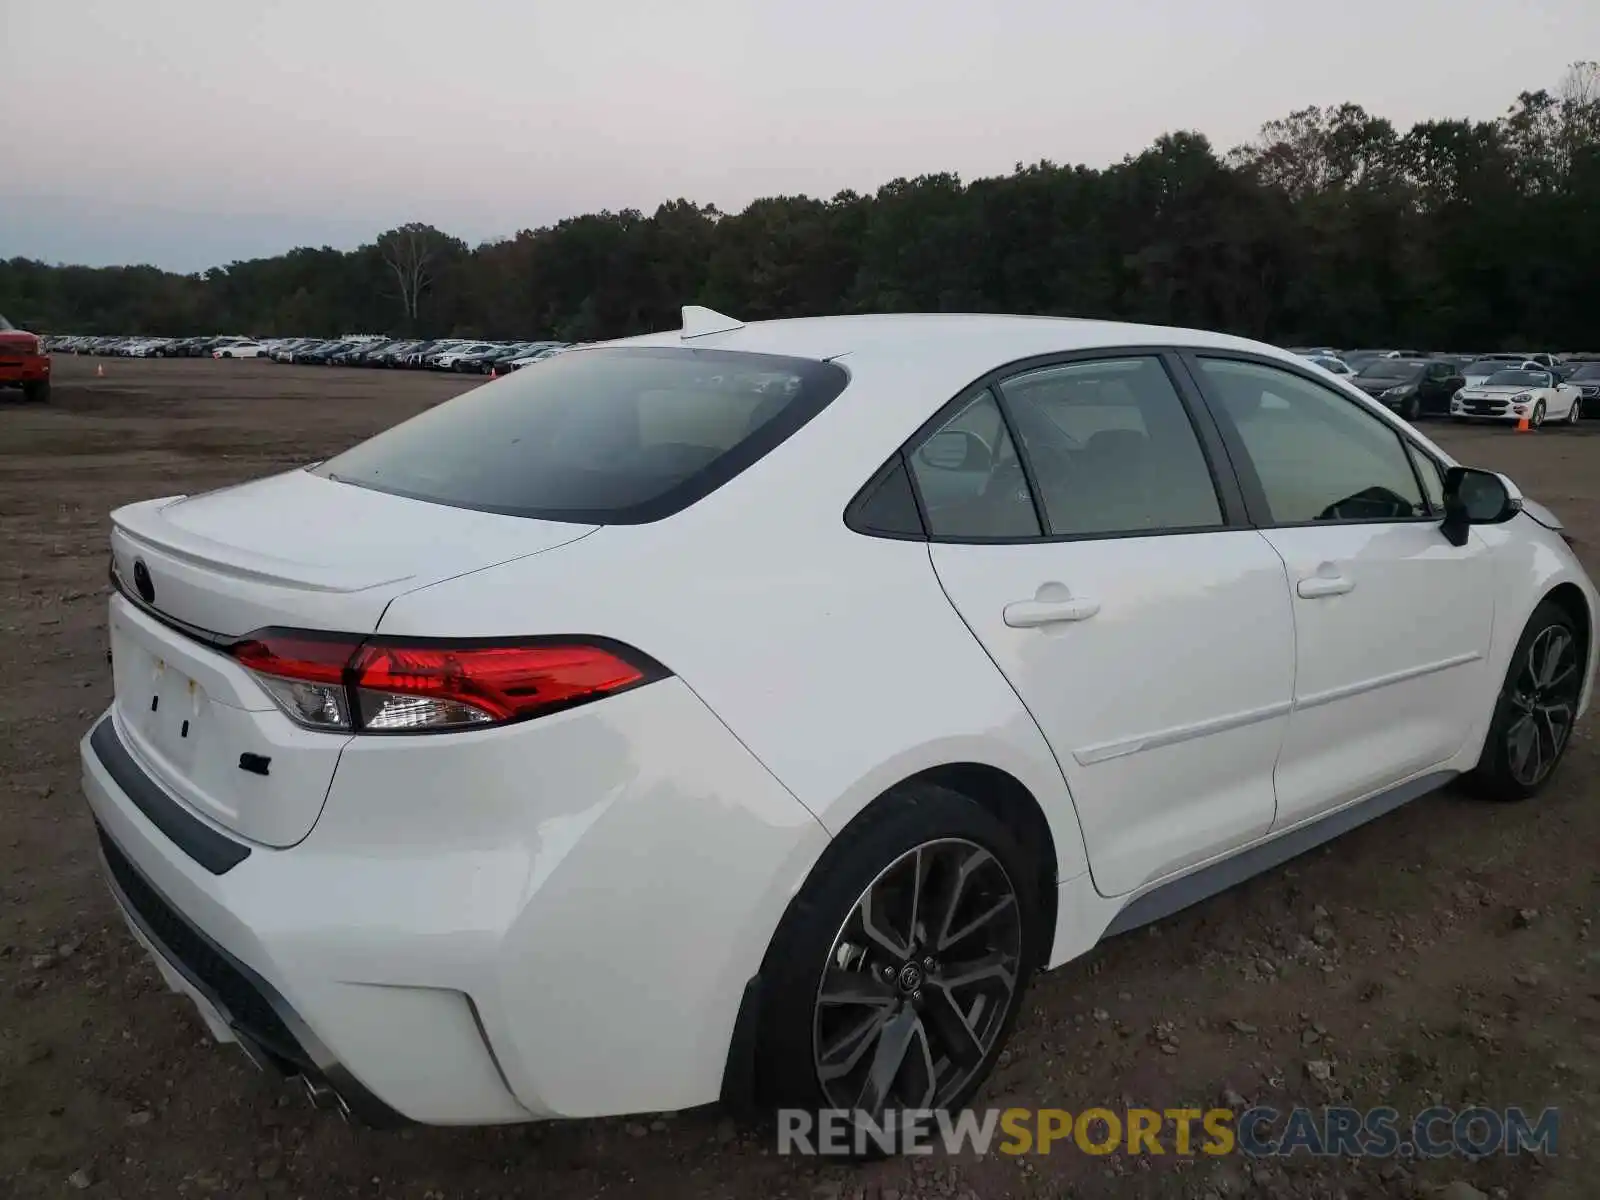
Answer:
top-left (227, 629), bottom-right (665, 733)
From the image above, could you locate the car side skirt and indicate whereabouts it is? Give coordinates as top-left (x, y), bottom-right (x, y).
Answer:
top-left (1101, 768), bottom-right (1458, 938)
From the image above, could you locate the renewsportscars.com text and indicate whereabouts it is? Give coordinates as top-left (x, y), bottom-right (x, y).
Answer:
top-left (777, 1106), bottom-right (1561, 1158)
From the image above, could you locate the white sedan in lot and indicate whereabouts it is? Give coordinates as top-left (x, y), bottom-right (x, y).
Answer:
top-left (1451, 368), bottom-right (1583, 426)
top-left (83, 310), bottom-right (1595, 1134)
top-left (212, 341), bottom-right (267, 359)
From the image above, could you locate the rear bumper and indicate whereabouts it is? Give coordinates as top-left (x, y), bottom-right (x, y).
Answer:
top-left (0, 355), bottom-right (50, 384)
top-left (93, 817), bottom-right (406, 1125)
top-left (82, 676), bottom-right (829, 1123)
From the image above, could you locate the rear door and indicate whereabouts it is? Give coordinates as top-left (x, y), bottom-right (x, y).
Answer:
top-left (916, 352), bottom-right (1296, 898)
top-left (1184, 354), bottom-right (1494, 828)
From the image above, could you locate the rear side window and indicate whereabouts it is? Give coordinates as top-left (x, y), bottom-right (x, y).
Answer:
top-left (997, 357), bottom-right (1223, 536)
top-left (314, 347), bottom-right (849, 523)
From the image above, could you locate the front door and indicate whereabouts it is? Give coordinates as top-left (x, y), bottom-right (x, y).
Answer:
top-left (1186, 355), bottom-right (1495, 827)
top-left (910, 355), bottom-right (1296, 897)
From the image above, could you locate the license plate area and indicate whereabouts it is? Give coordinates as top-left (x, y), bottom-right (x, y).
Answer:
top-left (116, 642), bottom-right (215, 774)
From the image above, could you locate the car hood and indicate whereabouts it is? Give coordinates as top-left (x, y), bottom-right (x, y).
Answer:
top-left (1522, 498), bottom-right (1565, 533)
top-left (1459, 386), bottom-right (1532, 397)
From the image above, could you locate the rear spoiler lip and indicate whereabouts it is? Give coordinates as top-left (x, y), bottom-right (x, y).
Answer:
top-left (110, 497), bottom-right (415, 595)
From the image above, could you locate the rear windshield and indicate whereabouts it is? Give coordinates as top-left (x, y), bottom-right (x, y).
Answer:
top-left (0, 314), bottom-right (13, 331)
top-left (314, 346), bottom-right (849, 523)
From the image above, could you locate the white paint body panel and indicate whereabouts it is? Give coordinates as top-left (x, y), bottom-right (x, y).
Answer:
top-left (1258, 521), bottom-right (1495, 825)
top-left (80, 313), bottom-right (1600, 1123)
top-left (927, 531), bottom-right (1295, 896)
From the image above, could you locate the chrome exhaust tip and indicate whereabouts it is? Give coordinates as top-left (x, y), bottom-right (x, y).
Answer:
top-left (301, 1075), bottom-right (338, 1110)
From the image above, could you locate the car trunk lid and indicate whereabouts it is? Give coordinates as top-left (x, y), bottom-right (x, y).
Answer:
top-left (106, 469), bottom-right (596, 845)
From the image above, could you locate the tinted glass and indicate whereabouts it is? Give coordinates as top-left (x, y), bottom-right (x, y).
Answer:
top-left (1198, 358), bottom-right (1426, 524)
top-left (315, 347), bottom-right (848, 523)
top-left (997, 357), bottom-right (1222, 536)
top-left (0, 314), bottom-right (13, 331)
top-left (1464, 359), bottom-right (1507, 374)
top-left (1572, 364), bottom-right (1600, 381)
top-left (908, 390), bottom-right (1041, 539)
top-left (849, 458), bottom-right (925, 538)
top-left (1356, 360), bottom-right (1422, 380)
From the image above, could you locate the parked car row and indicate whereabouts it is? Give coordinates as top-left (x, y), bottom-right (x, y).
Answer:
top-left (43, 333), bottom-right (577, 374)
top-left (1287, 347), bottom-right (1600, 425)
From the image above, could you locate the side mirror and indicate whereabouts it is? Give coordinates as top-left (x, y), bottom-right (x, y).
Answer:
top-left (1441, 466), bottom-right (1523, 546)
top-left (916, 429), bottom-right (992, 472)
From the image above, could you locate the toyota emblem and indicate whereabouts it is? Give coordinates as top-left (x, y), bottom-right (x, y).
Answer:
top-left (132, 559), bottom-right (155, 604)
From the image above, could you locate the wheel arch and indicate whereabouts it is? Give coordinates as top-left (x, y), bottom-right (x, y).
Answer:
top-left (902, 762), bottom-right (1060, 961)
top-left (1544, 580), bottom-right (1594, 707)
top-left (731, 763), bottom-right (1061, 1112)
top-left (801, 761), bottom-right (1062, 968)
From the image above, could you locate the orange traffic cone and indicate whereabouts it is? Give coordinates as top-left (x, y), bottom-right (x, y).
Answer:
top-left (1515, 414), bottom-right (1530, 432)
top-left (95, 364), bottom-right (104, 377)
top-left (490, 366), bottom-right (497, 379)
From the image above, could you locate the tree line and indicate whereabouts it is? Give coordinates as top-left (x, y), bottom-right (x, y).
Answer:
top-left (4, 65), bottom-right (1598, 351)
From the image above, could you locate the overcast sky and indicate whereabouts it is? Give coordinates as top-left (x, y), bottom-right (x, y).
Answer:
top-left (5, 0), bottom-right (1597, 272)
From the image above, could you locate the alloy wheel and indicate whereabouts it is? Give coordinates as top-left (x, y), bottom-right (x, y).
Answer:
top-left (812, 838), bottom-right (1022, 1121)
top-left (1531, 401), bottom-right (1546, 427)
top-left (1505, 624), bottom-right (1581, 787)
top-left (1568, 398), bottom-right (1582, 425)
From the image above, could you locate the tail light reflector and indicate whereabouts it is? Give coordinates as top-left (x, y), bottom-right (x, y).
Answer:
top-left (227, 629), bottom-right (665, 733)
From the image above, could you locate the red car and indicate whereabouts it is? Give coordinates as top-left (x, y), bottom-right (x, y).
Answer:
top-left (0, 314), bottom-right (51, 402)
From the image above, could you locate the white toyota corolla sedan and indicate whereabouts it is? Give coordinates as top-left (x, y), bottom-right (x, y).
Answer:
top-left (83, 310), bottom-right (1596, 1130)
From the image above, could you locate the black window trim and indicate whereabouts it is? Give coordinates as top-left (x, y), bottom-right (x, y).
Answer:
top-left (1176, 350), bottom-right (1444, 530)
top-left (849, 346), bottom-right (1249, 546)
top-left (843, 451), bottom-right (928, 540)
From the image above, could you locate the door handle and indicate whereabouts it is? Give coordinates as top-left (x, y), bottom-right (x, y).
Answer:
top-left (1003, 595), bottom-right (1101, 627)
top-left (1296, 575), bottom-right (1355, 599)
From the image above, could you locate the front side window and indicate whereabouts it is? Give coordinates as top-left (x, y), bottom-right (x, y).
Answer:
top-left (907, 390), bottom-right (1041, 539)
top-left (997, 357), bottom-right (1223, 536)
top-left (1197, 358), bottom-right (1426, 524)
top-left (315, 347), bottom-right (848, 523)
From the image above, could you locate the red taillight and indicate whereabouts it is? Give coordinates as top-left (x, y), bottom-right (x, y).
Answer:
top-left (226, 629), bottom-right (663, 733)
top-left (231, 631), bottom-right (360, 684)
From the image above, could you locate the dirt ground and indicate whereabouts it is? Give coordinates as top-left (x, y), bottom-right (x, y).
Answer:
top-left (1, 356), bottom-right (1596, 1200)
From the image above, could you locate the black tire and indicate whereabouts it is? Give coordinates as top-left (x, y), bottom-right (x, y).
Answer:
top-left (1531, 400), bottom-right (1546, 428)
top-left (1466, 599), bottom-right (1585, 802)
top-left (22, 380), bottom-right (50, 404)
top-left (754, 783), bottom-right (1040, 1132)
top-left (1400, 394), bottom-right (1421, 422)
top-left (1566, 397), bottom-right (1581, 425)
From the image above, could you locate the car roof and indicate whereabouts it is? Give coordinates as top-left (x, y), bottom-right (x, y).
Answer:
top-left (608, 312), bottom-right (1277, 381)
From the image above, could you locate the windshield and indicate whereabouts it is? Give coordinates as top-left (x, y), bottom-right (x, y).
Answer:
top-left (1464, 359), bottom-right (1511, 375)
top-left (315, 347), bottom-right (850, 523)
top-left (0, 314), bottom-right (13, 332)
top-left (1484, 370), bottom-right (1549, 387)
top-left (1571, 364), bottom-right (1600, 381)
top-left (1356, 361), bottom-right (1422, 381)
